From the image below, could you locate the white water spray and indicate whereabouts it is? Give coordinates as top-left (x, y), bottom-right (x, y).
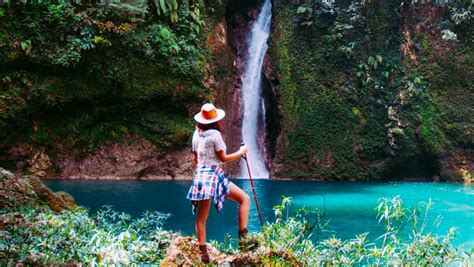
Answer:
top-left (240, 0), bottom-right (271, 178)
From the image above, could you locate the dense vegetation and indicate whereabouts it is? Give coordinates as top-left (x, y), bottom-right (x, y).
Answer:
top-left (0, 1), bottom-right (472, 180)
top-left (269, 0), bottom-right (473, 180)
top-left (0, 0), bottom-right (220, 157)
top-left (1, 196), bottom-right (471, 265)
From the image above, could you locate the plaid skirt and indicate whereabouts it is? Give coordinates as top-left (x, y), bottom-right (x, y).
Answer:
top-left (186, 165), bottom-right (230, 214)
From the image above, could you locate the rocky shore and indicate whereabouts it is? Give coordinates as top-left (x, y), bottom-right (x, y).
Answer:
top-left (4, 137), bottom-right (195, 180)
top-left (0, 167), bottom-right (76, 212)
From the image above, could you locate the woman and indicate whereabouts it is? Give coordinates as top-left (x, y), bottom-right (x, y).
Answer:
top-left (187, 103), bottom-right (250, 263)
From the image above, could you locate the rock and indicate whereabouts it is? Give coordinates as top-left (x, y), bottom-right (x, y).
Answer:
top-left (4, 136), bottom-right (195, 180)
top-left (0, 167), bottom-right (14, 181)
top-left (161, 234), bottom-right (299, 266)
top-left (23, 175), bottom-right (77, 212)
top-left (162, 235), bottom-right (235, 266)
top-left (7, 145), bottom-right (53, 176)
top-left (27, 148), bottom-right (53, 176)
top-left (0, 168), bottom-right (38, 208)
top-left (0, 167), bottom-right (76, 211)
top-left (440, 150), bottom-right (473, 183)
top-left (54, 136), bottom-right (194, 180)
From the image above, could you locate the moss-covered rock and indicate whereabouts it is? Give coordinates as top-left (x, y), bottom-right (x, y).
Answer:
top-left (0, 167), bottom-right (76, 211)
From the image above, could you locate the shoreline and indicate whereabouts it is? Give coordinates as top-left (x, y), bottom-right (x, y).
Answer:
top-left (39, 176), bottom-right (467, 184)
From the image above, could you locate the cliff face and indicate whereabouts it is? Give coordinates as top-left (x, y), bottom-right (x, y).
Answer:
top-left (0, 1), bottom-right (471, 181)
top-left (0, 1), bottom-right (237, 179)
top-left (266, 1), bottom-right (473, 181)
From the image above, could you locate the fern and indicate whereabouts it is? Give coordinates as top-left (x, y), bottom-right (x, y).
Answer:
top-left (152, 0), bottom-right (179, 23)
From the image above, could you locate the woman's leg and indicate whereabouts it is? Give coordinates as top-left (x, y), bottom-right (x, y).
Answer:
top-left (227, 182), bottom-right (251, 231)
top-left (195, 199), bottom-right (211, 245)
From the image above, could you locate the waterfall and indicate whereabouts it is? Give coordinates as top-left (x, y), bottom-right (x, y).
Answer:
top-left (240, 0), bottom-right (271, 179)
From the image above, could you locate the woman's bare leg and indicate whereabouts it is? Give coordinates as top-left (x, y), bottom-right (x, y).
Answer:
top-left (195, 199), bottom-right (211, 245)
top-left (227, 182), bottom-right (251, 231)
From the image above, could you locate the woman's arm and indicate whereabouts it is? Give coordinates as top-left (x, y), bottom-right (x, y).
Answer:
top-left (216, 145), bottom-right (247, 163)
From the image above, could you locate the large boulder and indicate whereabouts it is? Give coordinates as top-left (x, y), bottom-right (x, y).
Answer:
top-left (0, 167), bottom-right (76, 211)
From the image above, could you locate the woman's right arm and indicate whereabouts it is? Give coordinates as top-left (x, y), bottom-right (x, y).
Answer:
top-left (216, 146), bottom-right (247, 163)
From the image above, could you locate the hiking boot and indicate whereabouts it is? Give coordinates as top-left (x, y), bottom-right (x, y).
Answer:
top-left (238, 228), bottom-right (259, 252)
top-left (199, 244), bottom-right (210, 264)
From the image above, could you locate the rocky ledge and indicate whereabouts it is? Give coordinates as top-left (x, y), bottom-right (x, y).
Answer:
top-left (0, 167), bottom-right (76, 212)
top-left (162, 234), bottom-right (298, 266)
top-left (5, 136), bottom-right (194, 180)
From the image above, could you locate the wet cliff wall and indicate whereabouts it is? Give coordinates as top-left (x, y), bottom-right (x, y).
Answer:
top-left (267, 0), bottom-right (473, 181)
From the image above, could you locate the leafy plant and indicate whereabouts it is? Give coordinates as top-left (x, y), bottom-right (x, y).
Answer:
top-left (151, 0), bottom-right (179, 23)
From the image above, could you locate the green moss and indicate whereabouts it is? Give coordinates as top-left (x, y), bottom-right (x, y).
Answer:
top-left (269, 7), bottom-right (299, 124)
top-left (271, 1), bottom-right (472, 180)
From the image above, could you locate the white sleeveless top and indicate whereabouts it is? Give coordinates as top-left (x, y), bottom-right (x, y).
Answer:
top-left (192, 129), bottom-right (227, 166)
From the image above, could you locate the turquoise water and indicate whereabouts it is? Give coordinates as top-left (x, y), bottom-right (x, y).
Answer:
top-left (44, 180), bottom-right (473, 249)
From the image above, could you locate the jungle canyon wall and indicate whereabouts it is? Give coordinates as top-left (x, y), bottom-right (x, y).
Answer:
top-left (0, 1), bottom-right (472, 181)
top-left (267, 0), bottom-right (473, 181)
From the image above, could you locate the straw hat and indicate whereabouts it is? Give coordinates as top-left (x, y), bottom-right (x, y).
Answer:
top-left (194, 103), bottom-right (226, 124)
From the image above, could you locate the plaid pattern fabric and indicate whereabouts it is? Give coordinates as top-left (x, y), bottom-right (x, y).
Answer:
top-left (186, 165), bottom-right (230, 214)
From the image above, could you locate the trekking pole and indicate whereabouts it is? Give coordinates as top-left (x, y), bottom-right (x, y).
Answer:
top-left (240, 143), bottom-right (264, 229)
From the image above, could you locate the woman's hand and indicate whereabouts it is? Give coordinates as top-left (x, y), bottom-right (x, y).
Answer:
top-left (239, 145), bottom-right (248, 157)
top-left (216, 145), bottom-right (247, 163)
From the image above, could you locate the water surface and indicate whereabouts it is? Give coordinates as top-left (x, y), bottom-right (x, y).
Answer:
top-left (44, 179), bottom-right (473, 249)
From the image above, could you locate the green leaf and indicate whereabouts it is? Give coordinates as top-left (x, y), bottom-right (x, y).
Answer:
top-left (376, 55), bottom-right (383, 63)
top-left (20, 40), bottom-right (31, 51)
top-left (160, 0), bottom-right (167, 14)
top-left (368, 56), bottom-right (374, 66)
top-left (297, 6), bottom-right (307, 14)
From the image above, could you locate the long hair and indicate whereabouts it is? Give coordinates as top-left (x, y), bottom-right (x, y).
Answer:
top-left (197, 121), bottom-right (223, 133)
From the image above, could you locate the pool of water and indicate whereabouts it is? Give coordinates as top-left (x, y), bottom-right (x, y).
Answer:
top-left (44, 179), bottom-right (473, 249)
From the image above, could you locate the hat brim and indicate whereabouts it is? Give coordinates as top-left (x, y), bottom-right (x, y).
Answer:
top-left (194, 109), bottom-right (225, 124)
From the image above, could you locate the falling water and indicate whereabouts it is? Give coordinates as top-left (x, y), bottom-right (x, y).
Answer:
top-left (240, 0), bottom-right (271, 178)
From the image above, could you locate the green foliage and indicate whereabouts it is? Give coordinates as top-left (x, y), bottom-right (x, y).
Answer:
top-left (271, 0), bottom-right (473, 180)
top-left (215, 196), bottom-right (471, 265)
top-left (0, 1), bottom-right (210, 155)
top-left (1, 197), bottom-right (471, 265)
top-left (151, 0), bottom-right (179, 23)
top-left (0, 206), bottom-right (172, 265)
top-left (269, 196), bottom-right (470, 265)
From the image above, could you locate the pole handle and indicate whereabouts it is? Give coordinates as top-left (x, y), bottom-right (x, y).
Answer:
top-left (240, 142), bottom-right (247, 159)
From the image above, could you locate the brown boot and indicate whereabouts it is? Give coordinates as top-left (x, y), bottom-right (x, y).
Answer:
top-left (238, 228), bottom-right (258, 252)
top-left (199, 244), bottom-right (210, 264)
